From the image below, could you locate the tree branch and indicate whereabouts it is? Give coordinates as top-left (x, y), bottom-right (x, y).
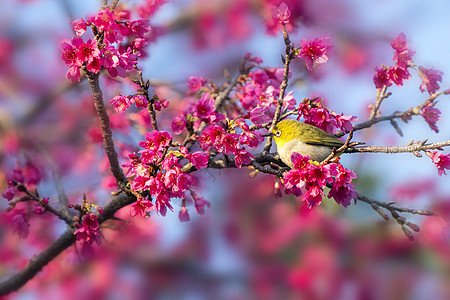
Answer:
top-left (86, 71), bottom-right (127, 187)
top-left (0, 192), bottom-right (136, 295)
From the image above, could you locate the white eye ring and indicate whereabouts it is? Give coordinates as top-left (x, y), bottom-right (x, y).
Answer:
top-left (275, 130), bottom-right (281, 137)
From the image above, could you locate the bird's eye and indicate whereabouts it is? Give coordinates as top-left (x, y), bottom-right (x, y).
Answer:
top-left (275, 130), bottom-right (281, 137)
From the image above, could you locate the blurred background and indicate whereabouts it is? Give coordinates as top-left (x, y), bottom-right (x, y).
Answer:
top-left (0, 0), bottom-right (449, 299)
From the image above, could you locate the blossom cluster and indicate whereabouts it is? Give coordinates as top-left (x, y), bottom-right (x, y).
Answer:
top-left (297, 98), bottom-right (357, 134)
top-left (61, 8), bottom-right (152, 82)
top-left (283, 153), bottom-right (357, 209)
top-left (125, 130), bottom-right (200, 217)
top-left (373, 33), bottom-right (443, 95)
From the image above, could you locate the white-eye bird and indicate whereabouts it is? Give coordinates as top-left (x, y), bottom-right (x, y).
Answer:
top-left (266, 119), bottom-right (345, 167)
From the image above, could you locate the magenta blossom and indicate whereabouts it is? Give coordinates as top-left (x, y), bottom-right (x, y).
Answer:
top-left (110, 95), bottom-right (131, 112)
top-left (178, 206), bottom-right (190, 222)
top-left (426, 151), bottom-right (450, 176)
top-left (391, 33), bottom-right (415, 68)
top-left (72, 18), bottom-right (88, 36)
top-left (373, 66), bottom-right (392, 89)
top-left (130, 197), bottom-right (154, 217)
top-left (74, 213), bottom-right (102, 245)
top-left (188, 151), bottom-right (209, 169)
top-left (132, 95), bottom-right (149, 108)
top-left (418, 66), bottom-right (443, 95)
top-left (421, 103), bottom-right (441, 133)
top-left (171, 115), bottom-right (187, 134)
top-left (188, 76), bottom-right (206, 92)
top-left (271, 2), bottom-right (291, 25)
top-left (298, 36), bottom-right (333, 71)
top-left (234, 147), bottom-right (254, 168)
top-left (195, 92), bottom-right (216, 120)
top-left (389, 66), bottom-right (411, 87)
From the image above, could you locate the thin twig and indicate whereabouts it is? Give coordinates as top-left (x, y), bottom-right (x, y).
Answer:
top-left (335, 91), bottom-right (445, 138)
top-left (346, 140), bottom-right (450, 154)
top-left (355, 191), bottom-right (437, 216)
top-left (369, 86), bottom-right (390, 120)
top-left (263, 26), bottom-right (294, 153)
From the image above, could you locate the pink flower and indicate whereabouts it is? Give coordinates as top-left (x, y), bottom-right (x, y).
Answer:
top-left (192, 194), bottom-right (211, 215)
top-left (188, 151), bottom-right (209, 169)
top-left (426, 151), bottom-right (450, 176)
top-left (174, 172), bottom-right (197, 193)
top-left (239, 130), bottom-right (263, 148)
top-left (132, 94), bottom-right (148, 108)
top-left (223, 133), bottom-right (240, 154)
top-left (328, 183), bottom-right (356, 207)
top-left (195, 92), bottom-right (216, 120)
top-left (249, 106), bottom-right (272, 125)
top-left (110, 95), bottom-right (131, 112)
top-left (298, 36), bottom-right (333, 71)
top-left (77, 39), bottom-right (100, 64)
top-left (130, 19), bottom-right (151, 38)
top-left (421, 103), bottom-right (441, 133)
top-left (391, 32), bottom-right (408, 52)
top-left (178, 206), bottom-right (190, 222)
top-left (66, 65), bottom-right (81, 82)
top-left (373, 66), bottom-right (392, 89)
top-left (130, 197), bottom-right (154, 217)
top-left (333, 113), bottom-right (357, 133)
top-left (271, 2), bottom-right (291, 25)
top-left (60, 37), bottom-right (83, 66)
top-left (2, 186), bottom-right (15, 201)
top-left (303, 185), bottom-right (324, 209)
top-left (283, 169), bottom-right (305, 189)
top-left (391, 33), bottom-right (415, 68)
top-left (234, 147), bottom-right (254, 168)
top-left (388, 66), bottom-right (411, 86)
top-left (8, 209), bottom-right (30, 239)
top-left (136, 0), bottom-right (168, 18)
top-left (72, 18), bottom-right (88, 36)
top-left (171, 115), bottom-right (187, 134)
top-left (188, 76), bottom-right (206, 92)
top-left (93, 9), bottom-right (115, 32)
top-left (74, 213), bottom-right (102, 245)
top-left (418, 66), bottom-right (443, 95)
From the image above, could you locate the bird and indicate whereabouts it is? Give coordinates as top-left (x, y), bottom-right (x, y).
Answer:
top-left (265, 119), bottom-right (346, 168)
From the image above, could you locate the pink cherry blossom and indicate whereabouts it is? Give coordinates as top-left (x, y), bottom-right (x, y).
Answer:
top-left (389, 66), bottom-right (411, 86)
top-left (110, 95), bottom-right (131, 112)
top-left (418, 66), bottom-right (443, 95)
top-left (132, 95), bottom-right (149, 108)
top-left (421, 103), bottom-right (441, 133)
top-left (171, 115), bottom-right (187, 134)
top-left (298, 36), bottom-right (333, 71)
top-left (195, 92), bottom-right (216, 120)
top-left (426, 151), bottom-right (450, 176)
top-left (178, 206), bottom-right (190, 222)
top-left (188, 76), bottom-right (206, 92)
top-left (188, 151), bottom-right (209, 169)
top-left (130, 197), bottom-right (154, 217)
top-left (72, 18), bottom-right (88, 36)
top-left (74, 213), bottom-right (102, 245)
top-left (271, 2), bottom-right (291, 25)
top-left (391, 33), bottom-right (415, 68)
top-left (373, 66), bottom-right (392, 89)
top-left (234, 147), bottom-right (254, 168)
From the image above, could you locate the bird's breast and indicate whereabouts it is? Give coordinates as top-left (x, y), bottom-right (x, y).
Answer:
top-left (279, 139), bottom-right (333, 167)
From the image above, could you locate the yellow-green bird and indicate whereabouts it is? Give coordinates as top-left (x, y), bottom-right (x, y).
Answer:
top-left (265, 119), bottom-right (345, 168)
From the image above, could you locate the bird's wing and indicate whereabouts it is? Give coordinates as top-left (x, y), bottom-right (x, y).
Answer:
top-left (300, 124), bottom-right (345, 148)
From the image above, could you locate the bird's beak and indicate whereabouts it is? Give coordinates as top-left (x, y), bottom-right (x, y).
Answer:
top-left (262, 132), bottom-right (273, 137)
